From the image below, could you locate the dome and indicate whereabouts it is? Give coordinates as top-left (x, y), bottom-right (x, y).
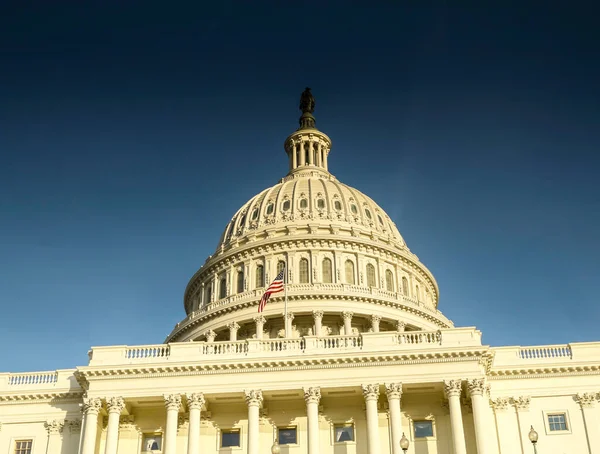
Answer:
top-left (166, 88), bottom-right (451, 343)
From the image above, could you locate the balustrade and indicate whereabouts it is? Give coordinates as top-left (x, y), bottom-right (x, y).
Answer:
top-left (7, 371), bottom-right (58, 385)
top-left (398, 331), bottom-right (441, 345)
top-left (125, 345), bottom-right (170, 359)
top-left (315, 334), bottom-right (362, 349)
top-left (518, 345), bottom-right (572, 359)
top-left (259, 338), bottom-right (305, 352)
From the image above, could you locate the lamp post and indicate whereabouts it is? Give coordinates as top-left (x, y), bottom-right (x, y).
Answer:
top-left (400, 432), bottom-right (410, 453)
top-left (528, 426), bottom-right (538, 454)
top-left (271, 440), bottom-right (280, 454)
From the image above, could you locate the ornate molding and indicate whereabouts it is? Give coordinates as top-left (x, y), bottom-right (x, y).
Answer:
top-left (342, 311), bottom-right (354, 321)
top-left (66, 419), bottom-right (82, 433)
top-left (253, 315), bottom-right (266, 325)
top-left (490, 397), bottom-right (510, 411)
top-left (443, 379), bottom-right (462, 398)
top-left (244, 389), bottom-right (263, 407)
top-left (361, 383), bottom-right (380, 401)
top-left (385, 382), bottom-right (402, 400)
top-left (83, 394), bottom-right (102, 415)
top-left (204, 330), bottom-right (216, 342)
top-left (119, 415), bottom-right (136, 430)
top-left (512, 396), bottom-right (531, 411)
top-left (312, 310), bottom-right (324, 321)
top-left (466, 378), bottom-right (486, 397)
top-left (106, 396), bottom-right (125, 414)
top-left (227, 321), bottom-right (240, 332)
top-left (186, 393), bottom-right (205, 410)
top-left (304, 387), bottom-right (321, 405)
top-left (575, 392), bottom-right (597, 408)
top-left (178, 413), bottom-right (189, 431)
top-left (45, 420), bottom-right (64, 434)
top-left (164, 394), bottom-right (182, 412)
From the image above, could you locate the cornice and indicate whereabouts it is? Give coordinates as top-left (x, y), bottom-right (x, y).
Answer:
top-left (0, 391), bottom-right (83, 404)
top-left (489, 365), bottom-right (600, 380)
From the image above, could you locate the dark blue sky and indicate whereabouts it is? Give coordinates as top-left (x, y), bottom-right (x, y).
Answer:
top-left (1, 2), bottom-right (599, 372)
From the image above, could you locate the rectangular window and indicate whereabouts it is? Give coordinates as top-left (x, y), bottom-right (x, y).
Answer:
top-left (14, 440), bottom-right (33, 454)
top-left (548, 413), bottom-right (568, 431)
top-left (278, 427), bottom-right (297, 445)
top-left (414, 420), bottom-right (434, 438)
top-left (221, 429), bottom-right (241, 448)
top-left (142, 434), bottom-right (162, 452)
top-left (334, 423), bottom-right (355, 442)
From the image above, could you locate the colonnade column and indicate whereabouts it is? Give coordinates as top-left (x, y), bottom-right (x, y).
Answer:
top-left (362, 384), bottom-right (381, 454)
top-left (371, 315), bottom-right (381, 333)
top-left (205, 330), bottom-right (216, 343)
top-left (81, 396), bottom-right (102, 454)
top-left (396, 321), bottom-right (406, 332)
top-left (575, 393), bottom-right (600, 453)
top-left (385, 383), bottom-right (403, 454)
top-left (308, 140), bottom-right (314, 165)
top-left (104, 397), bottom-right (125, 454)
top-left (316, 143), bottom-right (322, 167)
top-left (323, 148), bottom-right (328, 171)
top-left (45, 420), bottom-right (64, 454)
top-left (245, 390), bottom-right (263, 454)
top-left (312, 310), bottom-right (324, 336)
top-left (299, 141), bottom-right (305, 166)
top-left (291, 141), bottom-right (297, 170)
top-left (253, 315), bottom-right (266, 339)
top-left (342, 311), bottom-right (353, 335)
top-left (443, 380), bottom-right (467, 454)
top-left (285, 312), bottom-right (295, 337)
top-left (304, 387), bottom-right (321, 454)
top-left (186, 393), bottom-right (205, 454)
top-left (163, 394), bottom-right (182, 454)
top-left (513, 396), bottom-right (532, 454)
top-left (228, 321), bottom-right (240, 341)
top-left (467, 379), bottom-right (492, 454)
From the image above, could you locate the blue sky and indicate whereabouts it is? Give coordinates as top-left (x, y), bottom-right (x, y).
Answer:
top-left (1, 2), bottom-right (598, 372)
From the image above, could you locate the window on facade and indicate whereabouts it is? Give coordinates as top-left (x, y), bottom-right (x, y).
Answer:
top-left (142, 434), bottom-right (162, 452)
top-left (205, 284), bottom-right (212, 303)
top-left (277, 260), bottom-right (286, 276)
top-left (278, 427), bottom-right (297, 445)
top-left (305, 147), bottom-right (309, 165)
top-left (322, 258), bottom-right (333, 283)
top-left (219, 277), bottom-right (227, 299)
top-left (14, 441), bottom-right (32, 454)
top-left (402, 277), bottom-right (408, 296)
top-left (266, 203), bottom-right (274, 215)
top-left (345, 260), bottom-right (355, 284)
top-left (548, 413), bottom-right (568, 431)
top-left (221, 429), bottom-right (241, 447)
top-left (255, 265), bottom-right (264, 288)
top-left (378, 214), bottom-right (384, 225)
top-left (238, 213), bottom-right (246, 227)
top-left (350, 204), bottom-right (358, 214)
top-left (299, 258), bottom-right (309, 283)
top-left (317, 198), bottom-right (325, 209)
top-left (414, 420), bottom-right (434, 438)
top-left (236, 270), bottom-right (244, 293)
top-left (334, 200), bottom-right (342, 211)
top-left (251, 208), bottom-right (259, 221)
top-left (282, 200), bottom-right (291, 211)
top-left (365, 208), bottom-right (372, 219)
top-left (334, 424), bottom-right (355, 442)
top-left (366, 263), bottom-right (376, 287)
top-left (299, 198), bottom-right (308, 209)
top-left (385, 270), bottom-right (394, 291)
top-left (415, 285), bottom-right (420, 300)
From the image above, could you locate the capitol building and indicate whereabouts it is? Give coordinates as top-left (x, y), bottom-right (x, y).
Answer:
top-left (2, 90), bottom-right (600, 454)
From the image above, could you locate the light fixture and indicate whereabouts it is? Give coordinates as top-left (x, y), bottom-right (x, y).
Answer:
top-left (271, 440), bottom-right (281, 454)
top-left (528, 426), bottom-right (538, 453)
top-left (400, 432), bottom-right (410, 453)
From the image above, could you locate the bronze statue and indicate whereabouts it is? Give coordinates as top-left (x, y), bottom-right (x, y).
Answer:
top-left (299, 87), bottom-right (315, 113)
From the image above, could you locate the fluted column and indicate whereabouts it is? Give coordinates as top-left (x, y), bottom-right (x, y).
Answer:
top-left (245, 390), bottom-right (263, 454)
top-left (323, 148), bottom-right (328, 171)
top-left (45, 420), bottom-right (64, 454)
top-left (308, 139), bottom-right (314, 165)
top-left (342, 311), bottom-right (353, 335)
top-left (253, 315), bottom-right (266, 339)
top-left (81, 396), bottom-right (102, 454)
top-left (304, 387), bottom-right (321, 454)
top-left (513, 396), bottom-right (532, 454)
top-left (467, 379), bottom-right (492, 454)
top-left (362, 384), bottom-right (381, 454)
top-left (443, 380), bottom-right (467, 454)
top-left (186, 393), bottom-right (205, 454)
top-left (313, 310), bottom-right (324, 336)
top-left (299, 141), bottom-right (306, 166)
top-left (576, 393), bottom-right (600, 453)
top-left (164, 394), bottom-right (182, 454)
top-left (205, 330), bottom-right (216, 343)
top-left (228, 321), bottom-right (240, 341)
top-left (385, 383), bottom-right (403, 454)
top-left (371, 315), bottom-right (381, 333)
top-left (104, 397), bottom-right (125, 454)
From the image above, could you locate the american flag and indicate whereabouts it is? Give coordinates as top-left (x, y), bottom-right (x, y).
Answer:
top-left (258, 270), bottom-right (285, 312)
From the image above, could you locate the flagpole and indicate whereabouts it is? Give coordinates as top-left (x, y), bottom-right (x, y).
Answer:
top-left (284, 264), bottom-right (289, 338)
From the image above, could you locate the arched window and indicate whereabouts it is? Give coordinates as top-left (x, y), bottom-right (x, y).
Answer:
top-left (366, 263), bottom-right (376, 287)
top-left (317, 198), bottom-right (325, 209)
top-left (415, 285), bottom-right (420, 301)
top-left (345, 260), bottom-right (355, 285)
top-left (277, 260), bottom-right (286, 276)
top-left (266, 203), bottom-right (274, 215)
top-left (322, 258), bottom-right (333, 283)
top-left (365, 209), bottom-right (372, 220)
top-left (334, 200), bottom-right (342, 211)
top-left (282, 200), bottom-right (291, 211)
top-left (251, 208), bottom-right (259, 221)
top-left (402, 277), bottom-right (408, 296)
top-left (236, 269), bottom-right (244, 293)
top-left (385, 270), bottom-right (394, 292)
top-left (255, 265), bottom-right (264, 288)
top-left (219, 277), bottom-right (227, 299)
top-left (299, 198), bottom-right (308, 209)
top-left (299, 258), bottom-right (309, 283)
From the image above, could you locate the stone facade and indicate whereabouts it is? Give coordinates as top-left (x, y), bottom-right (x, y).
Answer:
top-left (2, 92), bottom-right (600, 454)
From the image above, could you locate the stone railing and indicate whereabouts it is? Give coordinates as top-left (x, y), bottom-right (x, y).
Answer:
top-left (88, 328), bottom-right (481, 367)
top-left (0, 369), bottom-right (81, 394)
top-left (490, 342), bottom-right (600, 370)
top-left (518, 345), bottom-right (572, 360)
top-left (7, 370), bottom-right (58, 385)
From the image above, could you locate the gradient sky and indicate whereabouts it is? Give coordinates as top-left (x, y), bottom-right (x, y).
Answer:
top-left (1, 2), bottom-right (599, 372)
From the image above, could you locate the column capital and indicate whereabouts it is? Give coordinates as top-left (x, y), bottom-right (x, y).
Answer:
top-left (45, 420), bottom-right (64, 435)
top-left (186, 393), bottom-right (205, 411)
top-left (490, 397), bottom-right (510, 411)
top-left (164, 394), bottom-right (182, 412)
top-left (385, 382), bottom-right (403, 400)
top-left (443, 379), bottom-right (463, 398)
top-left (227, 321), bottom-right (240, 331)
top-left (371, 314), bottom-right (382, 323)
top-left (106, 397), bottom-right (126, 414)
top-left (244, 389), bottom-right (263, 407)
top-left (362, 383), bottom-right (380, 401)
top-left (396, 320), bottom-right (406, 332)
top-left (466, 378), bottom-right (486, 397)
top-left (304, 387), bottom-right (321, 405)
top-left (204, 330), bottom-right (216, 342)
top-left (83, 395), bottom-right (102, 415)
top-left (253, 315), bottom-right (266, 324)
top-left (342, 311), bottom-right (354, 321)
top-left (575, 392), bottom-right (597, 408)
top-left (312, 310), bottom-right (324, 320)
top-left (285, 312), bottom-right (295, 321)
top-left (512, 396), bottom-right (531, 411)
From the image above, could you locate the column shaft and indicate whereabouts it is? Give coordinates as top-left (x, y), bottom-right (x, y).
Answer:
top-left (299, 142), bottom-right (305, 166)
top-left (308, 141), bottom-right (314, 165)
top-left (385, 384), bottom-right (403, 454)
top-left (304, 388), bottom-right (321, 454)
top-left (187, 393), bottom-right (205, 454)
top-left (164, 395), bottom-right (181, 454)
top-left (104, 412), bottom-right (120, 454)
top-left (245, 390), bottom-right (263, 454)
top-left (81, 397), bottom-right (102, 454)
top-left (444, 381), bottom-right (467, 454)
top-left (471, 394), bottom-right (492, 454)
top-left (313, 311), bottom-right (323, 337)
top-left (362, 385), bottom-right (381, 454)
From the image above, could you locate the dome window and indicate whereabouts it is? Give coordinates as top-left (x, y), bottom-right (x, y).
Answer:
top-left (282, 200), bottom-right (291, 211)
top-left (266, 203), bottom-right (274, 215)
top-left (251, 208), bottom-right (259, 221)
top-left (334, 200), bottom-right (342, 211)
top-left (377, 214), bottom-right (384, 225)
top-left (299, 198), bottom-right (308, 209)
top-left (365, 209), bottom-right (372, 220)
top-left (317, 198), bottom-right (325, 209)
top-left (350, 204), bottom-right (358, 214)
